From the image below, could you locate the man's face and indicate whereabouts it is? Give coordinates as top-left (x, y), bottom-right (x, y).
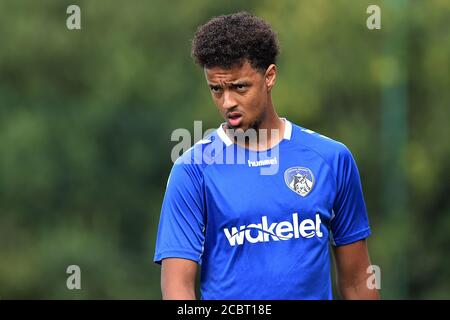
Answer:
top-left (204, 60), bottom-right (276, 131)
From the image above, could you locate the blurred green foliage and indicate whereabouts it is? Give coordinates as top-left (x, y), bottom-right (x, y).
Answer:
top-left (0, 0), bottom-right (449, 299)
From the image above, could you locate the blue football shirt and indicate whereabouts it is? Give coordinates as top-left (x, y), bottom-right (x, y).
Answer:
top-left (154, 119), bottom-right (371, 299)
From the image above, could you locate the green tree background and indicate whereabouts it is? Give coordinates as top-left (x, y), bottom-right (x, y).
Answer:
top-left (0, 0), bottom-right (449, 299)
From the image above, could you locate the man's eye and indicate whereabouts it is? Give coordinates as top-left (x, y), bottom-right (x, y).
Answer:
top-left (236, 85), bottom-right (246, 91)
top-left (210, 87), bottom-right (221, 93)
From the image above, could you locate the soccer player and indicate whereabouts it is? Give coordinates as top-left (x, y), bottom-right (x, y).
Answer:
top-left (154, 12), bottom-right (380, 300)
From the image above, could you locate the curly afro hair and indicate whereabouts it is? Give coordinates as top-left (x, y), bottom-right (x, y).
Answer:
top-left (191, 11), bottom-right (280, 72)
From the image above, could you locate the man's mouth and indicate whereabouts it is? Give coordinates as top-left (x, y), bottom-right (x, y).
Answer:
top-left (227, 112), bottom-right (243, 127)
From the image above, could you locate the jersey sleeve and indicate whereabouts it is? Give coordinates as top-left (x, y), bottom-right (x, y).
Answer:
top-left (153, 161), bottom-right (206, 264)
top-left (330, 145), bottom-right (371, 246)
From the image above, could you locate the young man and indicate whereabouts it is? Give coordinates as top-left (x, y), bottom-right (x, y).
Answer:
top-left (154, 12), bottom-right (379, 300)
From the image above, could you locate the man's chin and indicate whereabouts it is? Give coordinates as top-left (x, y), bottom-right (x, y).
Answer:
top-left (225, 122), bottom-right (246, 132)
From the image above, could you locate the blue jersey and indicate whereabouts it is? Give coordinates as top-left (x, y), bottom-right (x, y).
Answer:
top-left (154, 119), bottom-right (371, 299)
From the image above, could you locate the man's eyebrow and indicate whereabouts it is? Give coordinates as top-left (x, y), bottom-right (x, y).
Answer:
top-left (207, 81), bottom-right (251, 88)
top-left (230, 81), bottom-right (251, 86)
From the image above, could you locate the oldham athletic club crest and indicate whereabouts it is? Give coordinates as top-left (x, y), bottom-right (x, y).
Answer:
top-left (284, 167), bottom-right (314, 197)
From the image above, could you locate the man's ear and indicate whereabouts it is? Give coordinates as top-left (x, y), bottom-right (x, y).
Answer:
top-left (264, 64), bottom-right (277, 92)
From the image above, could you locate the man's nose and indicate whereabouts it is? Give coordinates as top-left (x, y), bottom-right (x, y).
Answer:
top-left (222, 90), bottom-right (238, 110)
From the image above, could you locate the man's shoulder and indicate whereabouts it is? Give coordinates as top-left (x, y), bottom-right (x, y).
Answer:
top-left (167, 129), bottom-right (226, 186)
top-left (290, 122), bottom-right (353, 165)
top-left (174, 129), bottom-right (227, 169)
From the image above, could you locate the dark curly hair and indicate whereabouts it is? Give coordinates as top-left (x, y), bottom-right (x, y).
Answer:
top-left (191, 12), bottom-right (280, 72)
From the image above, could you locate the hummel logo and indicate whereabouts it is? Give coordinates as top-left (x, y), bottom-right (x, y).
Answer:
top-left (247, 157), bottom-right (278, 167)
